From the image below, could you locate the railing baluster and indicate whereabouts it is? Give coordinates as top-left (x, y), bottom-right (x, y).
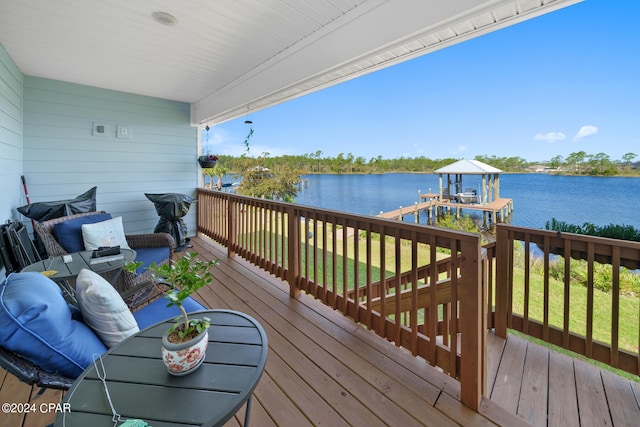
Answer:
top-left (341, 218), bottom-right (349, 316)
top-left (365, 224), bottom-right (372, 328)
top-left (410, 232), bottom-right (418, 355)
top-left (312, 212), bottom-right (319, 297)
top-left (586, 242), bottom-right (595, 358)
top-left (378, 225), bottom-right (386, 338)
top-left (543, 234), bottom-right (550, 342)
top-left (353, 221), bottom-right (360, 323)
top-left (611, 245), bottom-right (620, 368)
top-left (394, 232), bottom-right (401, 347)
top-left (428, 234), bottom-right (438, 365)
top-left (524, 233), bottom-right (530, 334)
top-left (563, 239), bottom-right (572, 349)
top-left (331, 217), bottom-right (338, 310)
top-left (449, 239), bottom-right (459, 378)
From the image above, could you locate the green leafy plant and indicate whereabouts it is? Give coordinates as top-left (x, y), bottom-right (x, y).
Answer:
top-left (545, 218), bottom-right (640, 241)
top-left (127, 252), bottom-right (218, 341)
top-left (243, 127), bottom-right (254, 152)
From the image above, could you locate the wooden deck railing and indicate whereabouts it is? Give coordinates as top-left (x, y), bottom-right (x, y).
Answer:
top-left (197, 189), bottom-right (487, 410)
top-left (495, 224), bottom-right (640, 376)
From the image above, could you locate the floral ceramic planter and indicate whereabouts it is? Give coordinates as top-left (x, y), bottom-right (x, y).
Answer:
top-left (161, 329), bottom-right (208, 376)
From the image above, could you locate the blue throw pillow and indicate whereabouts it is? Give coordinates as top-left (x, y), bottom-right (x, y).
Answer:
top-left (134, 247), bottom-right (171, 274)
top-left (53, 213), bottom-right (112, 253)
top-left (0, 272), bottom-right (107, 378)
top-left (133, 296), bottom-right (206, 330)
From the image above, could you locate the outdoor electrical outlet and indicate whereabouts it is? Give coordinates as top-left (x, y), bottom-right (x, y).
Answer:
top-left (117, 125), bottom-right (132, 139)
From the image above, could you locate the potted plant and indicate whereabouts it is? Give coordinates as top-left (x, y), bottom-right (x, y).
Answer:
top-left (198, 154), bottom-right (218, 168)
top-left (144, 252), bottom-right (218, 375)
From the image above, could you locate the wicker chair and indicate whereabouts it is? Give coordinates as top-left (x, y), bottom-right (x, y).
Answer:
top-left (0, 346), bottom-right (73, 394)
top-left (34, 211), bottom-right (174, 308)
top-left (0, 216), bottom-right (174, 394)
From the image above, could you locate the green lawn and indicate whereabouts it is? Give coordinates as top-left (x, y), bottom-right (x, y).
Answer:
top-left (509, 264), bottom-right (639, 354)
top-left (239, 223), bottom-right (639, 358)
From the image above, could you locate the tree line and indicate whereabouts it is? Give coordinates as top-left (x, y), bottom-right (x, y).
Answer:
top-left (215, 151), bottom-right (638, 176)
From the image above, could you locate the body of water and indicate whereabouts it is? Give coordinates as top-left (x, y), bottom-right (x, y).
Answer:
top-left (294, 173), bottom-right (640, 230)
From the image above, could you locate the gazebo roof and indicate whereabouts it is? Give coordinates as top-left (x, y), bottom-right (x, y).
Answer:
top-left (434, 159), bottom-right (503, 175)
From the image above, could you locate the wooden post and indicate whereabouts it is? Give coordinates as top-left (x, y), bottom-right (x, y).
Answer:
top-left (459, 237), bottom-right (485, 411)
top-left (287, 206), bottom-right (301, 298)
top-left (495, 225), bottom-right (509, 337)
top-left (227, 196), bottom-right (236, 258)
top-left (482, 174), bottom-right (487, 204)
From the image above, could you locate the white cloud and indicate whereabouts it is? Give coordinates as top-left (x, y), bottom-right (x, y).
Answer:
top-left (202, 128), bottom-right (228, 150)
top-left (534, 132), bottom-right (566, 143)
top-left (574, 125), bottom-right (598, 141)
top-left (448, 145), bottom-right (467, 156)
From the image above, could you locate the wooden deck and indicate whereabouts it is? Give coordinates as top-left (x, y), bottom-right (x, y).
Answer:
top-left (2, 235), bottom-right (639, 427)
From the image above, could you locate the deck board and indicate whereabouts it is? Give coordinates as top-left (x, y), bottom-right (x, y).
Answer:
top-left (517, 341), bottom-right (548, 426)
top-left (486, 332), bottom-right (506, 395)
top-left (600, 368), bottom-right (640, 426)
top-left (574, 358), bottom-right (612, 426)
top-left (2, 235), bottom-right (639, 426)
top-left (490, 334), bottom-right (527, 413)
top-left (547, 350), bottom-right (579, 427)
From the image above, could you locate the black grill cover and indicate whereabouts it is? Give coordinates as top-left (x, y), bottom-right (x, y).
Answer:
top-left (145, 193), bottom-right (194, 251)
top-left (17, 187), bottom-right (97, 222)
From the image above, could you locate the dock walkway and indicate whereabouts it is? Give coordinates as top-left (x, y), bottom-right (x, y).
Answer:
top-left (378, 194), bottom-right (513, 225)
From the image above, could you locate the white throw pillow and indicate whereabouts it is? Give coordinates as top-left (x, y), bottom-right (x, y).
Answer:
top-left (75, 269), bottom-right (139, 348)
top-left (81, 216), bottom-right (131, 250)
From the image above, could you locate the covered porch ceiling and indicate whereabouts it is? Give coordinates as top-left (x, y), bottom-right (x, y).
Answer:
top-left (0, 0), bottom-right (581, 126)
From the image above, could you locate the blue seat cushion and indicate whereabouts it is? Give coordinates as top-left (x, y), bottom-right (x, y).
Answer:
top-left (53, 213), bottom-right (112, 253)
top-left (0, 272), bottom-right (107, 378)
top-left (133, 296), bottom-right (206, 330)
top-left (134, 247), bottom-right (171, 274)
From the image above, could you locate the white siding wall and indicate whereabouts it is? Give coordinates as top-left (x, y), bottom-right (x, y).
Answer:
top-left (22, 77), bottom-right (198, 235)
top-left (0, 44), bottom-right (23, 221)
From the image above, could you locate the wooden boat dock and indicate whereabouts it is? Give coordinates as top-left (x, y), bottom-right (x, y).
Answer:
top-left (378, 193), bottom-right (513, 226)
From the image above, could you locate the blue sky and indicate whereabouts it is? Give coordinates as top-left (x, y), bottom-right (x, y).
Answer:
top-left (205, 0), bottom-right (638, 163)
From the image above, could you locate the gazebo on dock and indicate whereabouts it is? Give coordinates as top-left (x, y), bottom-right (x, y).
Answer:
top-left (435, 159), bottom-right (502, 205)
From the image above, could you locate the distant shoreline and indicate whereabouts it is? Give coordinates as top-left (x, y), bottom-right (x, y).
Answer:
top-left (299, 171), bottom-right (640, 178)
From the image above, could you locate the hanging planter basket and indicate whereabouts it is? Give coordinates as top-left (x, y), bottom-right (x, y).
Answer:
top-left (198, 155), bottom-right (217, 168)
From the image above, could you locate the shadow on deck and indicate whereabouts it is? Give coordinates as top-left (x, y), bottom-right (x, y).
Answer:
top-left (1, 234), bottom-right (638, 426)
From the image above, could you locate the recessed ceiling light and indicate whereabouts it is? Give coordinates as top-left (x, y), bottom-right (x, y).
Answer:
top-left (152, 12), bottom-right (177, 26)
